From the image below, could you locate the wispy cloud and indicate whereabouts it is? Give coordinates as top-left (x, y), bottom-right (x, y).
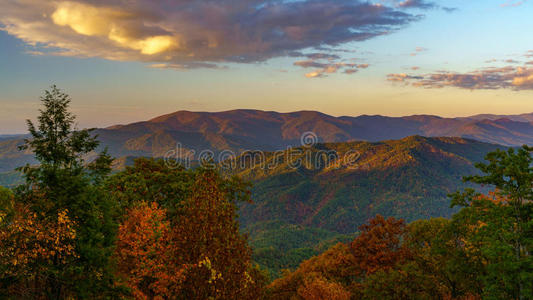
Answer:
top-left (395, 0), bottom-right (456, 12)
top-left (397, 0), bottom-right (436, 9)
top-left (387, 73), bottom-right (423, 82)
top-left (410, 46), bottom-right (428, 56)
top-left (149, 63), bottom-right (227, 70)
top-left (500, 0), bottom-right (526, 7)
top-left (388, 65), bottom-right (533, 90)
top-left (0, 0), bottom-right (436, 69)
top-left (294, 58), bottom-right (370, 78)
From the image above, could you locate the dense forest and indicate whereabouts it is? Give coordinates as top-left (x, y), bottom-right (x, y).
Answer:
top-left (1, 87), bottom-right (532, 299)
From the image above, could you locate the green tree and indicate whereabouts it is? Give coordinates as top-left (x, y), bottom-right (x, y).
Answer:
top-left (0, 187), bottom-right (13, 223)
top-left (451, 146), bottom-right (533, 299)
top-left (9, 85), bottom-right (119, 299)
top-left (404, 218), bottom-right (483, 298)
top-left (106, 157), bottom-right (250, 217)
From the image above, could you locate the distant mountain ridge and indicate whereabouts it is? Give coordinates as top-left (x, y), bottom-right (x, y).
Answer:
top-left (1, 109), bottom-right (533, 172)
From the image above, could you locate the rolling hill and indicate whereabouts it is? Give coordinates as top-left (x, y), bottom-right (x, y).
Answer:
top-left (236, 136), bottom-right (503, 232)
top-left (1, 109), bottom-right (533, 173)
top-left (233, 136), bottom-right (504, 275)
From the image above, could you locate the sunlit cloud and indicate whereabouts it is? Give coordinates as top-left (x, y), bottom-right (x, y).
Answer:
top-left (397, 0), bottom-right (436, 9)
top-left (388, 65), bottom-right (533, 90)
top-left (392, 0), bottom-right (456, 12)
top-left (294, 58), bottom-right (370, 78)
top-left (386, 73), bottom-right (423, 82)
top-left (50, 1), bottom-right (178, 55)
top-left (0, 0), bottom-right (434, 70)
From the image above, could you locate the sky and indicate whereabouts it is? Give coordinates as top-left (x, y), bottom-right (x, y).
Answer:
top-left (1, 0), bottom-right (533, 133)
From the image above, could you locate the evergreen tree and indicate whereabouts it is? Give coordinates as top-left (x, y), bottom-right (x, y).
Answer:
top-left (451, 146), bottom-right (533, 299)
top-left (11, 85), bottom-right (119, 298)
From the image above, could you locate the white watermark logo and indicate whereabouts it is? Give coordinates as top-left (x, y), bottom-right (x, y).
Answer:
top-left (164, 132), bottom-right (361, 171)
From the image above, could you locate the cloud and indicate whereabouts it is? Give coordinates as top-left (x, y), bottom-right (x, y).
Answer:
top-left (149, 62), bottom-right (227, 70)
top-left (395, 0), bottom-right (456, 12)
top-left (344, 69), bottom-right (359, 74)
top-left (305, 71), bottom-right (325, 78)
top-left (501, 0), bottom-right (526, 7)
top-left (0, 0), bottom-right (432, 69)
top-left (387, 73), bottom-right (423, 82)
top-left (505, 59), bottom-right (520, 64)
top-left (397, 0), bottom-right (436, 9)
top-left (410, 46), bottom-right (427, 56)
top-left (388, 65), bottom-right (533, 90)
top-left (294, 58), bottom-right (370, 78)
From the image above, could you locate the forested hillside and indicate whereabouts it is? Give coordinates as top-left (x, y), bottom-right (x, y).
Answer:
top-left (231, 136), bottom-right (504, 275)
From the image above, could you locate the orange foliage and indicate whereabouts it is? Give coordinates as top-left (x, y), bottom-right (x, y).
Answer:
top-left (0, 204), bottom-right (77, 297)
top-left (173, 172), bottom-right (258, 299)
top-left (474, 190), bottom-right (510, 205)
top-left (115, 172), bottom-right (263, 299)
top-left (115, 201), bottom-right (186, 299)
top-left (297, 276), bottom-right (351, 300)
top-left (268, 243), bottom-right (357, 300)
top-left (268, 215), bottom-right (411, 299)
top-left (350, 215), bottom-right (410, 276)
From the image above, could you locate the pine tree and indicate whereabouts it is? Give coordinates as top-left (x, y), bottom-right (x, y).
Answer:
top-left (451, 146), bottom-right (533, 299)
top-left (11, 85), bottom-right (119, 299)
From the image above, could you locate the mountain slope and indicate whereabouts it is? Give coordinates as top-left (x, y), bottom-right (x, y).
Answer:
top-left (96, 110), bottom-right (533, 159)
top-left (230, 135), bottom-right (504, 276)
top-left (236, 136), bottom-right (503, 233)
top-left (1, 109), bottom-right (532, 173)
top-left (98, 109), bottom-right (533, 154)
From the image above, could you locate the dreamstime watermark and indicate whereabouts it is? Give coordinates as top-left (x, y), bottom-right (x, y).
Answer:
top-left (163, 131), bottom-right (361, 171)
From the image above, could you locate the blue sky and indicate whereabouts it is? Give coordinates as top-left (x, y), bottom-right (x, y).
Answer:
top-left (1, 0), bottom-right (533, 133)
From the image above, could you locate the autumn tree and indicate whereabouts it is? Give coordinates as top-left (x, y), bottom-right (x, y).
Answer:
top-left (109, 160), bottom-right (266, 299)
top-left (349, 215), bottom-right (411, 276)
top-left (297, 275), bottom-right (351, 300)
top-left (115, 201), bottom-right (186, 298)
top-left (8, 85), bottom-right (119, 298)
top-left (173, 170), bottom-right (262, 299)
top-left (268, 215), bottom-right (411, 299)
top-left (359, 218), bottom-right (484, 299)
top-left (0, 202), bottom-right (77, 298)
top-left (267, 243), bottom-right (356, 300)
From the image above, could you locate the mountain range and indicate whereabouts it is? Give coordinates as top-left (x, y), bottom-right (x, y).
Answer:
top-left (2, 109), bottom-right (533, 173)
top-left (0, 110), bottom-right (516, 276)
top-left (100, 109), bottom-right (533, 154)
